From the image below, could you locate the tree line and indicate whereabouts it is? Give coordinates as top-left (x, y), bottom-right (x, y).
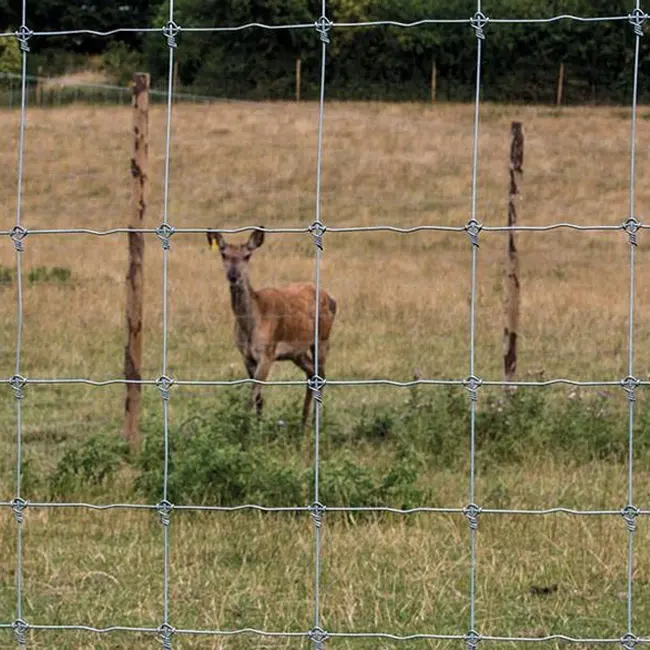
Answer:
top-left (1, 0), bottom-right (649, 104)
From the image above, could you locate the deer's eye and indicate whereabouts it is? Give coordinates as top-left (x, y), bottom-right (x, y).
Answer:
top-left (243, 253), bottom-right (251, 261)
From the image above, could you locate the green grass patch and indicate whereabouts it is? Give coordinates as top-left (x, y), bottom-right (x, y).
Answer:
top-left (36, 386), bottom-right (648, 509)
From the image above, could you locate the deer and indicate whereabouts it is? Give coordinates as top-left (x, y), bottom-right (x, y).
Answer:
top-left (207, 227), bottom-right (337, 430)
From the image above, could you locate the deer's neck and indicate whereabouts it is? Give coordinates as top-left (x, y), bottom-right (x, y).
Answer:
top-left (229, 279), bottom-right (257, 337)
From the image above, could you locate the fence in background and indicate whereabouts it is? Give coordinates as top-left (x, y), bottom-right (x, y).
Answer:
top-left (0, 71), bottom-right (221, 108)
top-left (1, 2), bottom-right (649, 648)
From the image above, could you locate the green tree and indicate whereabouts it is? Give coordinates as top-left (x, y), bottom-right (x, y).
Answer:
top-left (1, 1), bottom-right (164, 52)
top-left (146, 0), bottom-right (319, 98)
top-left (0, 30), bottom-right (21, 74)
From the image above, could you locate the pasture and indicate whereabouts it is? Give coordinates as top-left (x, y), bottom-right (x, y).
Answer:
top-left (1, 101), bottom-right (650, 648)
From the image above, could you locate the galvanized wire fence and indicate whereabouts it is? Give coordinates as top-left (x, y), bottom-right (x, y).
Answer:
top-left (1, 0), bottom-right (650, 647)
top-left (0, 71), bottom-right (225, 107)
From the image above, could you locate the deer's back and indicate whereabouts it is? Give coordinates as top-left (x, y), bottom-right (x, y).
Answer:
top-left (255, 283), bottom-right (336, 345)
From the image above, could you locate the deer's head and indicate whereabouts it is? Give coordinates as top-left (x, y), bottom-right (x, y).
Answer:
top-left (207, 227), bottom-right (265, 286)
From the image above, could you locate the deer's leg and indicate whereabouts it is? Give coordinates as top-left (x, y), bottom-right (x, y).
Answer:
top-left (244, 355), bottom-right (257, 379)
top-left (294, 352), bottom-right (316, 431)
top-left (242, 355), bottom-right (258, 414)
top-left (252, 353), bottom-right (274, 418)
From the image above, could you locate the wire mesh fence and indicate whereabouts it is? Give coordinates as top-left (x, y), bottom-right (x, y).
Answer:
top-left (0, 71), bottom-right (225, 108)
top-left (1, 0), bottom-right (649, 647)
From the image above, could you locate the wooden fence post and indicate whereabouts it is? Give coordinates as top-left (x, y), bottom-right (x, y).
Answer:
top-left (36, 65), bottom-right (43, 106)
top-left (431, 58), bottom-right (437, 103)
top-left (296, 58), bottom-right (302, 102)
top-left (556, 62), bottom-right (564, 106)
top-left (124, 72), bottom-right (149, 451)
top-left (504, 121), bottom-right (523, 386)
top-left (173, 60), bottom-right (180, 103)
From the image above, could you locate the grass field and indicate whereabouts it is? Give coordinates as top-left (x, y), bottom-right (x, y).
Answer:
top-left (1, 100), bottom-right (650, 648)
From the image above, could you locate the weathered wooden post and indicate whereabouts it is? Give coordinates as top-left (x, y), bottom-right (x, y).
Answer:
top-left (36, 65), bottom-right (43, 106)
top-left (296, 58), bottom-right (302, 102)
top-left (123, 72), bottom-right (149, 450)
top-left (556, 62), bottom-right (564, 106)
top-left (431, 58), bottom-right (437, 103)
top-left (504, 121), bottom-right (523, 386)
top-left (173, 60), bottom-right (180, 103)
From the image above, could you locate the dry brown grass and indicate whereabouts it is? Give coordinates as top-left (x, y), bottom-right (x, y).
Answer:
top-left (3, 101), bottom-right (650, 389)
top-left (1, 101), bottom-right (650, 647)
top-left (40, 70), bottom-right (112, 89)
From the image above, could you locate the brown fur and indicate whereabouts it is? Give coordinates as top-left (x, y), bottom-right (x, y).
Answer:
top-left (207, 228), bottom-right (337, 428)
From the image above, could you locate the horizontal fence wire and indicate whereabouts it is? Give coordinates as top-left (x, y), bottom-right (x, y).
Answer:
top-left (2, 376), bottom-right (650, 387)
top-left (3, 2), bottom-right (649, 648)
top-left (1, 500), bottom-right (650, 517)
top-left (3, 223), bottom-right (650, 237)
top-left (0, 12), bottom-right (646, 40)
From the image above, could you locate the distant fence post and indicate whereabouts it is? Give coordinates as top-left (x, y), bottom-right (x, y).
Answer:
top-left (556, 62), bottom-right (564, 106)
top-left (296, 58), bottom-right (302, 102)
top-left (504, 121), bottom-right (523, 386)
top-left (173, 60), bottom-right (180, 102)
top-left (431, 58), bottom-right (437, 103)
top-left (36, 65), bottom-right (43, 106)
top-left (123, 72), bottom-right (150, 450)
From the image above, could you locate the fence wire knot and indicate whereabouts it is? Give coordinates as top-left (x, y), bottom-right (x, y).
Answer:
top-left (629, 8), bottom-right (647, 37)
top-left (309, 221), bottom-right (326, 250)
top-left (463, 375), bottom-right (482, 401)
top-left (465, 629), bottom-right (481, 650)
top-left (470, 12), bottom-right (488, 40)
top-left (9, 225), bottom-right (28, 251)
top-left (308, 375), bottom-right (325, 402)
top-left (14, 25), bottom-right (32, 52)
top-left (162, 21), bottom-right (181, 48)
top-left (315, 16), bottom-right (333, 43)
top-left (10, 374), bottom-right (26, 400)
top-left (621, 376), bottom-right (639, 402)
top-left (156, 500), bottom-right (173, 527)
top-left (623, 217), bottom-right (641, 245)
top-left (463, 503), bottom-right (481, 530)
top-left (11, 497), bottom-right (27, 524)
top-left (621, 505), bottom-right (639, 533)
top-left (158, 623), bottom-right (175, 648)
top-left (156, 223), bottom-right (176, 249)
top-left (310, 501), bottom-right (326, 528)
top-left (621, 633), bottom-right (639, 650)
top-left (309, 626), bottom-right (328, 649)
top-left (156, 375), bottom-right (174, 400)
top-left (12, 619), bottom-right (28, 645)
top-left (465, 219), bottom-right (482, 247)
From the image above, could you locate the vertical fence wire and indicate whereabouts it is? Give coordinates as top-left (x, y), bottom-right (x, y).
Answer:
top-left (310, 2), bottom-right (330, 645)
top-left (624, 1), bottom-right (643, 640)
top-left (158, 0), bottom-right (177, 646)
top-left (466, 2), bottom-right (486, 643)
top-left (10, 0), bottom-right (30, 646)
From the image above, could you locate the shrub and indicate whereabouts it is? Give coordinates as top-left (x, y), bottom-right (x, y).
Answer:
top-left (136, 391), bottom-right (306, 506)
top-left (28, 266), bottom-right (72, 284)
top-left (0, 265), bottom-right (16, 284)
top-left (49, 433), bottom-right (129, 498)
top-left (101, 42), bottom-right (143, 86)
top-left (0, 30), bottom-right (21, 75)
top-left (135, 390), bottom-right (425, 509)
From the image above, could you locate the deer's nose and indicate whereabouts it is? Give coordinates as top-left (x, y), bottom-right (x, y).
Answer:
top-left (227, 267), bottom-right (239, 283)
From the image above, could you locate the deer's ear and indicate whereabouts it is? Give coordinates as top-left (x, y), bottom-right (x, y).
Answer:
top-left (247, 226), bottom-right (265, 251)
top-left (207, 231), bottom-right (226, 252)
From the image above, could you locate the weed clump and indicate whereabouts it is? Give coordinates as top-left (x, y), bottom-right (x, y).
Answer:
top-left (44, 386), bottom-right (645, 507)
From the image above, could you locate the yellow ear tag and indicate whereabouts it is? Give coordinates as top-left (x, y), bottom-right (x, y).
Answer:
top-left (211, 240), bottom-right (218, 251)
